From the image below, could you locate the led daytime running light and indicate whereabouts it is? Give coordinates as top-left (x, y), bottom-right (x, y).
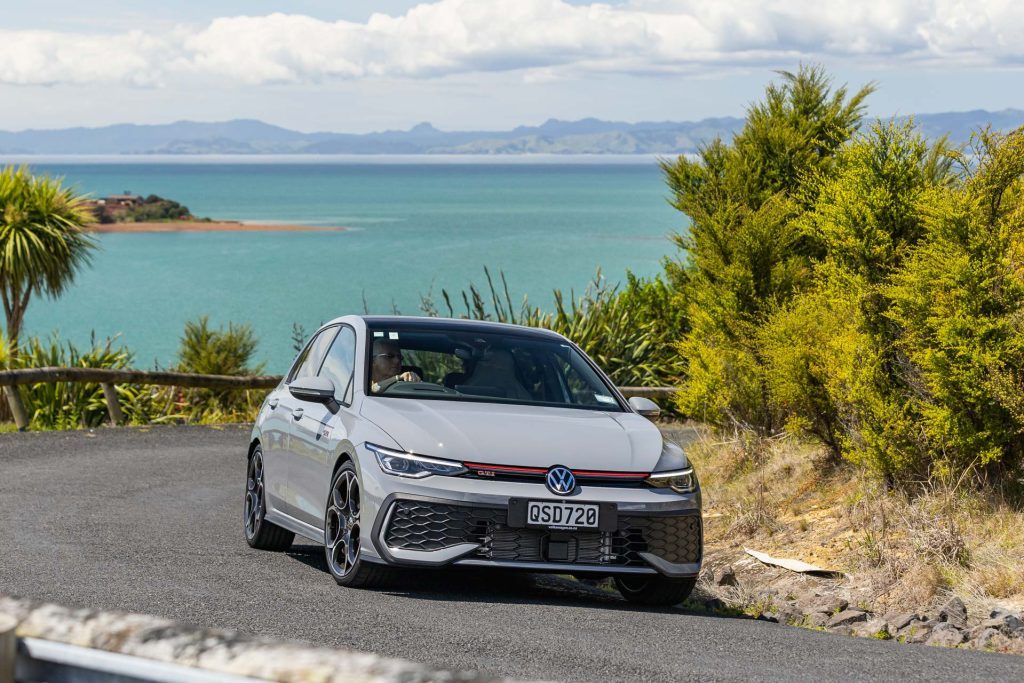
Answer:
top-left (645, 467), bottom-right (696, 493)
top-left (366, 443), bottom-right (467, 478)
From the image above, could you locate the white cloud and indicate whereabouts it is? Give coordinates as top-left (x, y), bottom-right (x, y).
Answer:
top-left (1, 0), bottom-right (1022, 87)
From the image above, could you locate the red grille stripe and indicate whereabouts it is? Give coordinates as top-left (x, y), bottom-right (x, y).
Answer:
top-left (463, 462), bottom-right (649, 479)
top-left (575, 470), bottom-right (649, 479)
top-left (464, 462), bottom-right (547, 474)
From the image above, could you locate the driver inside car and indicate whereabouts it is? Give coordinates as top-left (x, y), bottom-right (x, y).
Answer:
top-left (370, 339), bottom-right (421, 393)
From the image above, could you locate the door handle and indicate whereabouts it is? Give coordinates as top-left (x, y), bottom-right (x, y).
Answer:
top-left (268, 398), bottom-right (279, 409)
top-left (291, 407), bottom-right (304, 420)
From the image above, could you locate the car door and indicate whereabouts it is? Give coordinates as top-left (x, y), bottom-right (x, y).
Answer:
top-left (258, 382), bottom-right (293, 513)
top-left (289, 325), bottom-right (358, 528)
top-left (276, 325), bottom-right (338, 521)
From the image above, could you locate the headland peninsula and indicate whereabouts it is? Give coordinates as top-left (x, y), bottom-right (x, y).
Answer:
top-left (89, 220), bottom-right (345, 233)
top-left (83, 191), bottom-right (345, 233)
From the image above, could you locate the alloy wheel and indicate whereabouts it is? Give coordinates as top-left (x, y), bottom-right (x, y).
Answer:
top-left (244, 451), bottom-right (265, 539)
top-left (325, 469), bottom-right (361, 577)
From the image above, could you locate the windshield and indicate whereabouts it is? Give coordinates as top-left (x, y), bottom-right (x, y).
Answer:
top-left (365, 324), bottom-right (624, 412)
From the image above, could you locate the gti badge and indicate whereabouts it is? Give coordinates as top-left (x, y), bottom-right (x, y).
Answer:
top-left (546, 466), bottom-right (576, 496)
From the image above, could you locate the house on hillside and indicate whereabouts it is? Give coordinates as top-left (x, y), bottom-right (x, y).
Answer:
top-left (83, 193), bottom-right (143, 223)
top-left (100, 193), bottom-right (142, 208)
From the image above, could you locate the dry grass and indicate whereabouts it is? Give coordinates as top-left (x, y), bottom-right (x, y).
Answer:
top-left (675, 423), bottom-right (1024, 616)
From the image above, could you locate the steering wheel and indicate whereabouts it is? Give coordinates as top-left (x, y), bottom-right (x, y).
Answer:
top-left (379, 378), bottom-right (457, 395)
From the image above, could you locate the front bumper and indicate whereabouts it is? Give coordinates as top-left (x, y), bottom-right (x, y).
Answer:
top-left (367, 491), bottom-right (703, 578)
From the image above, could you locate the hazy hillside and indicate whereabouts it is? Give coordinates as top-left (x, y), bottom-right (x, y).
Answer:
top-left (0, 110), bottom-right (1020, 155)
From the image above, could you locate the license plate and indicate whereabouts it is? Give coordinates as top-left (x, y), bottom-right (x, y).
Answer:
top-left (526, 501), bottom-right (600, 530)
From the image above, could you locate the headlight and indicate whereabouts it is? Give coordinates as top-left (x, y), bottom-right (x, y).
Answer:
top-left (366, 443), bottom-right (467, 478)
top-left (645, 468), bottom-right (697, 493)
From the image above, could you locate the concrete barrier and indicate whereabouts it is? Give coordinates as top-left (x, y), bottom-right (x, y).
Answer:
top-left (0, 594), bottom-right (515, 683)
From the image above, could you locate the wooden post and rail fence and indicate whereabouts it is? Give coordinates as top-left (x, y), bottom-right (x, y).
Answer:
top-left (0, 367), bottom-right (677, 431)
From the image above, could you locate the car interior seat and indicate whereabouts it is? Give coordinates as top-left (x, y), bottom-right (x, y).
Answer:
top-left (455, 349), bottom-right (532, 400)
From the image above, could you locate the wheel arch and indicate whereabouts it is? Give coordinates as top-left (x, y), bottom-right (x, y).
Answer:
top-left (331, 444), bottom-right (358, 478)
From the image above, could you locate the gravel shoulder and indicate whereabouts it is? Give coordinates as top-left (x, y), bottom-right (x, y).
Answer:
top-left (2, 425), bottom-right (1023, 682)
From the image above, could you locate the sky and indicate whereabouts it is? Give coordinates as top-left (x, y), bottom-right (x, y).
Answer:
top-left (1, 0), bottom-right (1022, 132)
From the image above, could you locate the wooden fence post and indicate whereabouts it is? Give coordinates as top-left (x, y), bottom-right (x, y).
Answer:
top-left (1, 386), bottom-right (29, 431)
top-left (0, 613), bottom-right (16, 683)
top-left (100, 382), bottom-right (124, 426)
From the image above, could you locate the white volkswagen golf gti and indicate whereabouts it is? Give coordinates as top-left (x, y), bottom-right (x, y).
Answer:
top-left (246, 315), bottom-right (702, 605)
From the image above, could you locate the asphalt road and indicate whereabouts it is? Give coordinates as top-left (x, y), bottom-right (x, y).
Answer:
top-left (2, 426), bottom-right (1022, 682)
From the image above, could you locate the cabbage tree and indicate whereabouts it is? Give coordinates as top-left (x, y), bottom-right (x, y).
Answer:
top-left (0, 166), bottom-right (96, 351)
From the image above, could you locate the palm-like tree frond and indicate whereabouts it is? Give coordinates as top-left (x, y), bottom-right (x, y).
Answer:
top-left (0, 165), bottom-right (97, 346)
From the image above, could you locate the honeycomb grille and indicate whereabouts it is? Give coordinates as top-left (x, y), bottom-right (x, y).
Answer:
top-left (618, 514), bottom-right (703, 564)
top-left (383, 500), bottom-right (503, 551)
top-left (382, 499), bottom-right (701, 566)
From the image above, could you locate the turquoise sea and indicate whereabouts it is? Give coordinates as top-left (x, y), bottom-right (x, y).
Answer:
top-left (13, 156), bottom-right (683, 372)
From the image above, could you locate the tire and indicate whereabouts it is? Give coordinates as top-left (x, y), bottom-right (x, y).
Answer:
top-left (615, 575), bottom-right (696, 606)
top-left (324, 462), bottom-right (392, 588)
top-left (244, 445), bottom-right (294, 551)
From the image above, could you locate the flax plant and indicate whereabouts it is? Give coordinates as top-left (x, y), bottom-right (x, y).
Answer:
top-left (421, 267), bottom-right (686, 388)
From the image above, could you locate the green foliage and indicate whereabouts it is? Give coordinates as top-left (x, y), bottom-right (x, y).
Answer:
top-left (754, 120), bottom-right (1024, 483)
top-left (662, 65), bottom-right (874, 432)
top-left (759, 289), bottom-right (856, 458)
top-left (177, 316), bottom-right (262, 376)
top-left (421, 267), bottom-right (686, 388)
top-left (0, 318), bottom-right (267, 430)
top-left (766, 121), bottom-right (940, 473)
top-left (885, 127), bottom-right (1024, 478)
top-left (7, 333), bottom-right (160, 429)
top-left (126, 195), bottom-right (192, 222)
top-left (290, 322), bottom-right (307, 355)
top-left (95, 194), bottom-right (195, 224)
top-left (174, 316), bottom-right (265, 422)
top-left (664, 65), bottom-right (1024, 487)
top-left (0, 165), bottom-right (96, 346)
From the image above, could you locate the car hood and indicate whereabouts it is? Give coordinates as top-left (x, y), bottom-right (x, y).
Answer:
top-left (360, 398), bottom-right (664, 471)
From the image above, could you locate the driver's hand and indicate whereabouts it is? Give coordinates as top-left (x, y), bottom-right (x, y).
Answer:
top-left (397, 371), bottom-right (421, 382)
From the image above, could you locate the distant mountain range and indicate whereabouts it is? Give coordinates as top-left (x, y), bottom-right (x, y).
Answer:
top-left (1, 110), bottom-right (1021, 155)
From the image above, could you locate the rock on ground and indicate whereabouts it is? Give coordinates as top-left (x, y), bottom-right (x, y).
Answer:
top-left (938, 596), bottom-right (968, 629)
top-left (926, 623), bottom-right (967, 648)
top-left (827, 609), bottom-right (869, 629)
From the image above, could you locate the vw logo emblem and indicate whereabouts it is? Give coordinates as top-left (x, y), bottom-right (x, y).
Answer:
top-left (546, 466), bottom-right (576, 496)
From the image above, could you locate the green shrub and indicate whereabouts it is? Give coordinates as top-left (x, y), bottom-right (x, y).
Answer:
top-left (775, 121), bottom-right (940, 477)
top-left (663, 65), bottom-right (874, 433)
top-left (8, 333), bottom-right (159, 429)
top-left (886, 127), bottom-right (1024, 478)
top-left (759, 288), bottom-right (855, 459)
top-left (174, 316), bottom-right (265, 422)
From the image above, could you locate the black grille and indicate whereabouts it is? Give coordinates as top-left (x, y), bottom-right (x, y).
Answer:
top-left (486, 527), bottom-right (609, 563)
top-left (618, 514), bottom-right (703, 564)
top-left (383, 501), bottom-right (503, 551)
top-left (382, 499), bottom-right (701, 567)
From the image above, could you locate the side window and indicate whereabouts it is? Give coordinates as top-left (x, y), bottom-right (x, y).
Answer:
top-left (553, 351), bottom-right (613, 407)
top-left (318, 326), bottom-right (357, 404)
top-left (289, 326), bottom-right (338, 383)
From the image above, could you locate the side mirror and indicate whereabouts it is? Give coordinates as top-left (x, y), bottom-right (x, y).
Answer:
top-left (289, 376), bottom-right (338, 408)
top-left (628, 396), bottom-right (661, 418)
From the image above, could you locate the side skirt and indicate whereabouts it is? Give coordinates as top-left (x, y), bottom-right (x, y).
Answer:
top-left (265, 509), bottom-right (323, 543)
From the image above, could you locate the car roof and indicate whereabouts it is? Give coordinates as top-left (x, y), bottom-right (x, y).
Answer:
top-left (356, 315), bottom-right (567, 341)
